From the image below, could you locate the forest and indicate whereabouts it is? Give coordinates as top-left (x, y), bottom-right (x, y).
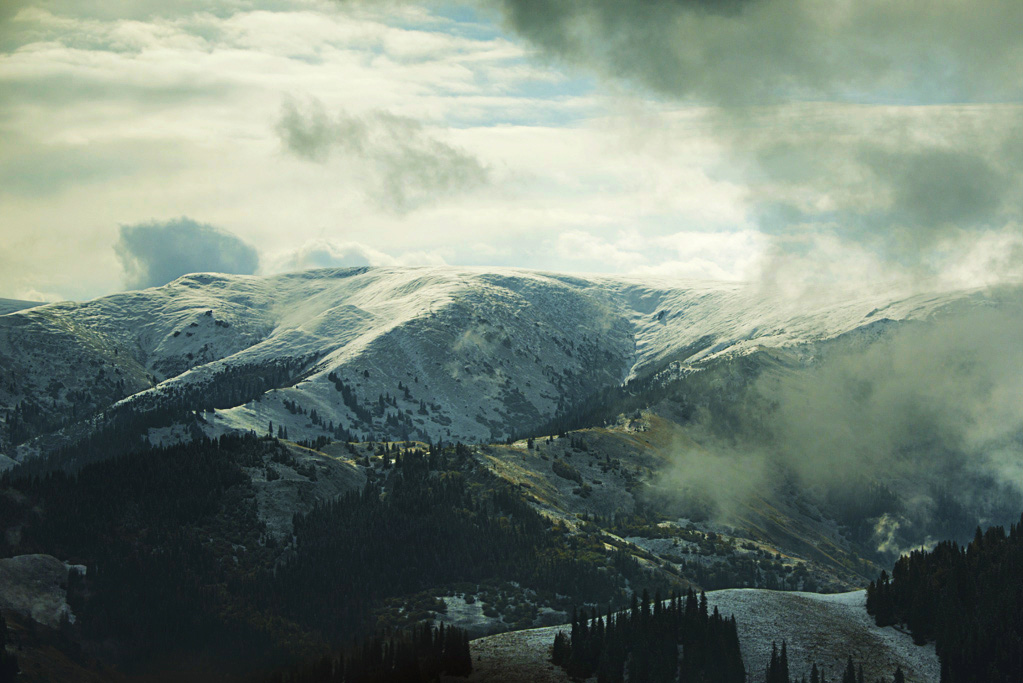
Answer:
top-left (553, 588), bottom-right (745, 683)
top-left (866, 516), bottom-right (1023, 682)
top-left (0, 433), bottom-right (677, 679)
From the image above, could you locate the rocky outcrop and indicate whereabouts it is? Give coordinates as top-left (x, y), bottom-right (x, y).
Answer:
top-left (0, 554), bottom-right (80, 629)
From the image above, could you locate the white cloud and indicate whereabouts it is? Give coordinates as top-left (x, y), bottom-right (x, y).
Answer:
top-left (265, 238), bottom-right (451, 275)
top-left (265, 239), bottom-right (398, 273)
top-left (549, 228), bottom-right (767, 281)
top-left (0, 0), bottom-right (576, 298)
top-left (639, 230), bottom-right (768, 281)
top-left (116, 217), bottom-right (260, 289)
top-left (553, 230), bottom-right (647, 271)
top-left (1, 0), bottom-right (1019, 300)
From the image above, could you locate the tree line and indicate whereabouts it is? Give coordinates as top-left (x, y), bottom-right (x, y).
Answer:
top-left (866, 515), bottom-right (1023, 682)
top-left (0, 433), bottom-right (676, 678)
top-left (553, 588), bottom-right (745, 683)
top-left (262, 622), bottom-right (471, 683)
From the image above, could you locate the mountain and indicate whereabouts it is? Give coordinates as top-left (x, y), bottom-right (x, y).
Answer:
top-left (0, 299), bottom-right (41, 317)
top-left (0, 266), bottom-right (986, 465)
top-left (3, 266), bottom-right (1014, 590)
top-left (1, 267), bottom-right (1019, 681)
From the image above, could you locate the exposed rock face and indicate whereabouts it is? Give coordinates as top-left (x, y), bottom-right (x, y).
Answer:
top-left (0, 554), bottom-right (79, 629)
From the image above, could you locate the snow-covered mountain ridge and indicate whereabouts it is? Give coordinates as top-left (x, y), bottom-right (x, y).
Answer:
top-left (0, 267), bottom-right (994, 465)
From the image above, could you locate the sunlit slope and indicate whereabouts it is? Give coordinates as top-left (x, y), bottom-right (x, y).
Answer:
top-left (478, 414), bottom-right (872, 593)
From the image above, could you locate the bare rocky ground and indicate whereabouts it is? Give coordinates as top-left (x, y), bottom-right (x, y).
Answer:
top-left (0, 554), bottom-right (77, 629)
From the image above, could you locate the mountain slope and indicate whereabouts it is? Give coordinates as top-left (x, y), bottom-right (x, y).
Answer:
top-left (0, 299), bottom-right (41, 316)
top-left (467, 589), bottom-right (937, 683)
top-left (0, 267), bottom-right (993, 466)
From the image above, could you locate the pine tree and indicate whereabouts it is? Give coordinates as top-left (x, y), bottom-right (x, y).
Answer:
top-left (0, 612), bottom-right (19, 683)
top-left (842, 656), bottom-right (857, 683)
top-left (767, 642), bottom-right (779, 683)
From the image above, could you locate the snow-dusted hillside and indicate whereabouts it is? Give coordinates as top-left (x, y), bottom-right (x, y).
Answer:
top-left (0, 299), bottom-right (40, 316)
top-left (467, 590), bottom-right (937, 683)
top-left (0, 267), bottom-right (992, 465)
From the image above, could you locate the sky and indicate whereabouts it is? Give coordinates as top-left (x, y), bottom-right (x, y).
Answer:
top-left (1, 0), bottom-right (1022, 301)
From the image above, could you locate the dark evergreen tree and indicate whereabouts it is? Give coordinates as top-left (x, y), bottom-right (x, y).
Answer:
top-left (842, 655), bottom-right (857, 683)
top-left (551, 631), bottom-right (569, 666)
top-left (557, 589), bottom-right (744, 683)
top-left (0, 612), bottom-right (19, 683)
top-left (866, 515), bottom-right (1023, 682)
top-left (0, 435), bottom-right (661, 679)
top-left (766, 641), bottom-right (791, 683)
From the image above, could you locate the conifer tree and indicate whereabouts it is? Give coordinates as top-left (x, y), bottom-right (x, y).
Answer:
top-left (842, 656), bottom-right (857, 683)
top-left (551, 632), bottom-right (569, 666)
top-left (0, 612), bottom-right (19, 683)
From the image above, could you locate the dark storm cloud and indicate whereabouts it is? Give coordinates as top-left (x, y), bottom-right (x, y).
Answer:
top-left (277, 99), bottom-right (489, 212)
top-left (486, 0), bottom-right (1023, 105)
top-left (707, 104), bottom-right (1023, 262)
top-left (483, 0), bottom-right (1023, 261)
top-left (866, 147), bottom-right (1010, 233)
top-left (115, 218), bottom-right (260, 290)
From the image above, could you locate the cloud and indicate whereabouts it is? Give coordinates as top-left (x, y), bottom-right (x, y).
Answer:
top-left (267, 239), bottom-right (398, 273)
top-left (265, 238), bottom-right (453, 274)
top-left (550, 228), bottom-right (767, 280)
top-left (115, 217), bottom-right (260, 289)
top-left (277, 98), bottom-right (490, 211)
top-left (705, 103), bottom-right (1023, 278)
top-left (553, 230), bottom-right (646, 271)
top-left (0, 2), bottom-right (543, 299)
top-left (640, 230), bottom-right (767, 280)
top-left (649, 428), bottom-right (771, 523)
top-left (863, 146), bottom-right (1010, 236)
top-left (653, 288), bottom-right (1023, 549)
top-left (4, 0), bottom-right (1021, 299)
top-left (486, 0), bottom-right (1023, 106)
top-left (482, 0), bottom-right (1023, 280)
top-left (762, 294), bottom-right (1023, 545)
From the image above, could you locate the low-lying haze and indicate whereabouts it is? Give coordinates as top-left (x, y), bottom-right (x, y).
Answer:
top-left (653, 288), bottom-right (1023, 554)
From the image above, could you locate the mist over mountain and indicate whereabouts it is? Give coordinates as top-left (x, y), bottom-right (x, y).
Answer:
top-left (1, 266), bottom-right (1021, 681)
top-left (2, 267), bottom-right (1019, 556)
top-left (4, 0), bottom-right (1023, 678)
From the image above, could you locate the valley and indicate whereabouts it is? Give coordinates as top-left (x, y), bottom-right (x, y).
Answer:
top-left (0, 267), bottom-right (1020, 681)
